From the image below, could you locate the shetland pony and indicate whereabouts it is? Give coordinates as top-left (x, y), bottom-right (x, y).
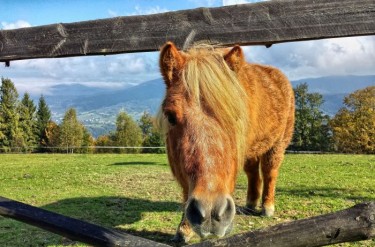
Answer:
top-left (158, 42), bottom-right (295, 242)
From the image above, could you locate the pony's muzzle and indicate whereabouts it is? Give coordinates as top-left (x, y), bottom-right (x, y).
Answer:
top-left (185, 195), bottom-right (236, 238)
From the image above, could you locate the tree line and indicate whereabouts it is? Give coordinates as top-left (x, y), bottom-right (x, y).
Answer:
top-left (0, 78), bottom-right (164, 153)
top-left (290, 83), bottom-right (374, 154)
top-left (0, 77), bottom-right (373, 154)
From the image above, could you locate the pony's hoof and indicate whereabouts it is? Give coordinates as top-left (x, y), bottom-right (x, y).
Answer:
top-left (261, 205), bottom-right (275, 217)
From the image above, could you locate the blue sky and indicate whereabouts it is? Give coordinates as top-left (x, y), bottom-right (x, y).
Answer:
top-left (0, 0), bottom-right (222, 26)
top-left (1, 0), bottom-right (374, 96)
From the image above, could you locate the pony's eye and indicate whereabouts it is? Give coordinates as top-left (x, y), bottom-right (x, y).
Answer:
top-left (166, 113), bottom-right (177, 126)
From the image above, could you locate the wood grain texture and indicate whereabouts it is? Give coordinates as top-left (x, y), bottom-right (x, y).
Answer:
top-left (0, 196), bottom-right (169, 247)
top-left (0, 0), bottom-right (374, 62)
top-left (0, 196), bottom-right (374, 246)
top-left (192, 202), bottom-right (375, 247)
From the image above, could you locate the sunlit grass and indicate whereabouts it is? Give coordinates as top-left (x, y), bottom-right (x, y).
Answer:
top-left (0, 154), bottom-right (374, 246)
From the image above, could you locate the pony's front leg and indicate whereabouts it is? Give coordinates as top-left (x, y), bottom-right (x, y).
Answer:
top-left (172, 212), bottom-right (195, 243)
top-left (244, 158), bottom-right (262, 215)
top-left (261, 147), bottom-right (284, 217)
top-left (244, 158), bottom-right (262, 214)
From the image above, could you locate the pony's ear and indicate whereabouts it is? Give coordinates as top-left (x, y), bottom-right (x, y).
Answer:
top-left (160, 42), bottom-right (185, 87)
top-left (224, 45), bottom-right (245, 72)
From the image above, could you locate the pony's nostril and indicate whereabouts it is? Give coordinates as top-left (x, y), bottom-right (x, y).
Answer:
top-left (213, 197), bottom-right (235, 222)
top-left (217, 199), bottom-right (228, 219)
top-left (186, 199), bottom-right (206, 225)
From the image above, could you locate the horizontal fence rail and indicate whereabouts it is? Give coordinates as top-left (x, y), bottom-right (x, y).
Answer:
top-left (0, 146), bottom-right (167, 154)
top-left (0, 196), bottom-right (169, 247)
top-left (1, 196), bottom-right (374, 246)
top-left (1, 0), bottom-right (375, 63)
top-left (0, 147), bottom-right (349, 154)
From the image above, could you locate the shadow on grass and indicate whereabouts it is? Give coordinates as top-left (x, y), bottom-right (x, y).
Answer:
top-left (42, 196), bottom-right (180, 245)
top-left (277, 187), bottom-right (374, 202)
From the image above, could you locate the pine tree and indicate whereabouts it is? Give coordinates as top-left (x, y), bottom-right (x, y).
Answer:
top-left (331, 86), bottom-right (375, 154)
top-left (0, 78), bottom-right (23, 152)
top-left (115, 110), bottom-right (142, 153)
top-left (59, 108), bottom-right (83, 153)
top-left (18, 93), bottom-right (37, 152)
top-left (36, 95), bottom-right (51, 149)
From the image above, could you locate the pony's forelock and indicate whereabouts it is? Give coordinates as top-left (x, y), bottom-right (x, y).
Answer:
top-left (182, 45), bottom-right (249, 168)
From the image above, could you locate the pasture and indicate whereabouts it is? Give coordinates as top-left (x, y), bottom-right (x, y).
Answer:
top-left (0, 153), bottom-right (374, 246)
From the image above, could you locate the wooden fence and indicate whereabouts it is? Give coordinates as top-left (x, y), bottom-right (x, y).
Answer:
top-left (1, 0), bottom-right (375, 246)
top-left (1, 196), bottom-right (374, 247)
top-left (1, 0), bottom-right (375, 64)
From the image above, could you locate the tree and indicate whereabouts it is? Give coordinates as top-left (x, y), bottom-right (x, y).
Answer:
top-left (95, 134), bottom-right (114, 153)
top-left (0, 78), bottom-right (23, 152)
top-left (291, 83), bottom-right (332, 151)
top-left (142, 128), bottom-right (165, 153)
top-left (42, 121), bottom-right (60, 152)
top-left (36, 95), bottom-right (52, 149)
top-left (18, 93), bottom-right (38, 152)
top-left (331, 86), bottom-right (375, 154)
top-left (139, 111), bottom-right (154, 138)
top-left (59, 108), bottom-right (83, 153)
top-left (138, 111), bottom-right (165, 153)
top-left (114, 110), bottom-right (142, 153)
top-left (81, 128), bottom-right (94, 153)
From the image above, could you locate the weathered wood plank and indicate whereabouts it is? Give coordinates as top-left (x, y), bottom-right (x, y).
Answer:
top-left (0, 196), bottom-right (170, 247)
top-left (1, 196), bottom-right (374, 246)
top-left (192, 202), bottom-right (375, 247)
top-left (1, 0), bottom-right (374, 62)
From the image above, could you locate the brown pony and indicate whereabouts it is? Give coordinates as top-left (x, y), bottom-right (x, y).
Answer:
top-left (158, 42), bottom-right (294, 242)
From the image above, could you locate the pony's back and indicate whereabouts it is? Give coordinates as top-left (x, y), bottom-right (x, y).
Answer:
top-left (239, 62), bottom-right (295, 157)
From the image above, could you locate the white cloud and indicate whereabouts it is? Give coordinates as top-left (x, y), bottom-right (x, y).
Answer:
top-left (188, 0), bottom-right (218, 7)
top-left (243, 36), bottom-right (375, 80)
top-left (1, 20), bottom-right (31, 30)
top-left (2, 52), bottom-right (161, 96)
top-left (108, 55), bottom-right (148, 74)
top-left (109, 5), bottom-right (169, 18)
top-left (127, 5), bottom-right (169, 16)
top-left (108, 9), bottom-right (118, 17)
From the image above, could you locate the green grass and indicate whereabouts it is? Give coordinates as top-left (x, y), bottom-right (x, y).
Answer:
top-left (0, 154), bottom-right (374, 246)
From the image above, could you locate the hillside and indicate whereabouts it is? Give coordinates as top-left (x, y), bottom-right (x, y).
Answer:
top-left (43, 79), bottom-right (165, 137)
top-left (40, 75), bottom-right (374, 137)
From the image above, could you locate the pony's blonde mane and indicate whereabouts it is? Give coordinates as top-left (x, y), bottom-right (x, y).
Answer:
top-left (158, 44), bottom-right (249, 168)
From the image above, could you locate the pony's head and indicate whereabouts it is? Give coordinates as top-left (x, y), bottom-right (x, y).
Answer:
top-left (158, 42), bottom-right (249, 239)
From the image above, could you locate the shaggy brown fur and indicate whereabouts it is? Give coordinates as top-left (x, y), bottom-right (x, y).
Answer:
top-left (158, 42), bottom-right (294, 242)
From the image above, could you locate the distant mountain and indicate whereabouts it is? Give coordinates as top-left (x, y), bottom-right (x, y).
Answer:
top-left (71, 78), bottom-right (165, 112)
top-left (48, 83), bottom-right (115, 96)
top-left (41, 79), bottom-right (165, 137)
top-left (40, 75), bottom-right (374, 137)
top-left (291, 75), bottom-right (375, 94)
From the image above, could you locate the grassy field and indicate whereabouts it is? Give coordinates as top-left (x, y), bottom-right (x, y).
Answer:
top-left (0, 153), bottom-right (374, 246)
